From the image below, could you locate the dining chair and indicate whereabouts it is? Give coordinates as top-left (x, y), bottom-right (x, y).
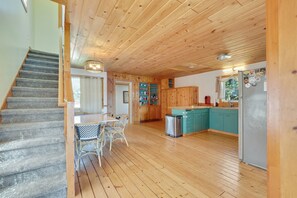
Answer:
top-left (75, 123), bottom-right (105, 170)
top-left (105, 115), bottom-right (129, 151)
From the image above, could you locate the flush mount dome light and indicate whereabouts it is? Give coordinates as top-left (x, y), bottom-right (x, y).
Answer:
top-left (217, 53), bottom-right (232, 61)
top-left (84, 60), bottom-right (104, 73)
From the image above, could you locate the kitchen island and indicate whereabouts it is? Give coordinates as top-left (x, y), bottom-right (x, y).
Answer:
top-left (171, 106), bottom-right (238, 135)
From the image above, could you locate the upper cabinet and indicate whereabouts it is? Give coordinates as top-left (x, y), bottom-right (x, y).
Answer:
top-left (161, 86), bottom-right (199, 119)
top-left (161, 78), bottom-right (175, 89)
top-left (176, 87), bottom-right (198, 106)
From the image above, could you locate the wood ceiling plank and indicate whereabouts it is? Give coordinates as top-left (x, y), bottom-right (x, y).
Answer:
top-left (71, 0), bottom-right (101, 63)
top-left (70, 0), bottom-right (84, 60)
top-left (100, 0), bottom-right (153, 53)
top-left (109, 0), bottom-right (234, 66)
top-left (105, 0), bottom-right (182, 57)
top-left (94, 0), bottom-right (137, 49)
top-left (68, 0), bottom-right (266, 78)
top-left (111, 2), bottom-right (265, 71)
top-left (236, 0), bottom-right (253, 6)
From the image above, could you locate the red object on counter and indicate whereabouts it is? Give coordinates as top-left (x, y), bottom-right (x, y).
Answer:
top-left (205, 96), bottom-right (211, 105)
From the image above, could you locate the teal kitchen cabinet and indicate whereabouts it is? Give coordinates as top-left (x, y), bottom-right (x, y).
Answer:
top-left (201, 111), bottom-right (209, 130)
top-left (172, 108), bottom-right (209, 134)
top-left (209, 108), bottom-right (238, 134)
top-left (209, 109), bottom-right (224, 131)
top-left (223, 110), bottom-right (238, 134)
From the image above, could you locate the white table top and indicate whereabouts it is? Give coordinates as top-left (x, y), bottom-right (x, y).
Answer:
top-left (74, 114), bottom-right (118, 125)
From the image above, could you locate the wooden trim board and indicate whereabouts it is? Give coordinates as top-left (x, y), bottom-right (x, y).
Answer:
top-left (266, 0), bottom-right (297, 196)
top-left (208, 129), bottom-right (238, 137)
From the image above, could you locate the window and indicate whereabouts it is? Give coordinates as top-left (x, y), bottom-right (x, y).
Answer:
top-left (223, 77), bottom-right (239, 101)
top-left (71, 77), bottom-right (81, 108)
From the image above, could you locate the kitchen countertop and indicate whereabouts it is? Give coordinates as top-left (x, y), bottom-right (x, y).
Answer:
top-left (170, 106), bottom-right (238, 110)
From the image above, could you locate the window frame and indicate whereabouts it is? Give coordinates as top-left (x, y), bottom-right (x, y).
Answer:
top-left (71, 76), bottom-right (81, 110)
top-left (218, 74), bottom-right (239, 102)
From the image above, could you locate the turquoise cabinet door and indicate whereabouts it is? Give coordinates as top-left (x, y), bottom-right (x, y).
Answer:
top-left (201, 111), bottom-right (209, 130)
top-left (182, 115), bottom-right (188, 133)
top-left (192, 109), bottom-right (209, 132)
top-left (193, 111), bottom-right (200, 132)
top-left (210, 109), bottom-right (224, 131)
top-left (186, 110), bottom-right (195, 133)
top-left (223, 110), bottom-right (238, 134)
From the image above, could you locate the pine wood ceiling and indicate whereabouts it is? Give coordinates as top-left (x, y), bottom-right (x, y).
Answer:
top-left (67, 0), bottom-right (266, 78)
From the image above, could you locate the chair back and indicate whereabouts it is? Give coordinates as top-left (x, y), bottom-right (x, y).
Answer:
top-left (117, 116), bottom-right (129, 128)
top-left (75, 124), bottom-right (101, 140)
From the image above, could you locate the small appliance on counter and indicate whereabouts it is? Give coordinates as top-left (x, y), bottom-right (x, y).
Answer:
top-left (204, 96), bottom-right (211, 105)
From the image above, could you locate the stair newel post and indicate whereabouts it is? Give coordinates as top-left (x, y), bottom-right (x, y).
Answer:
top-left (63, 21), bottom-right (75, 198)
top-left (65, 101), bottom-right (75, 198)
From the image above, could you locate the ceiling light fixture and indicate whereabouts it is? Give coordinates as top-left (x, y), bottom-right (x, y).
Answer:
top-left (222, 68), bottom-right (233, 73)
top-left (84, 60), bottom-right (104, 73)
top-left (217, 53), bottom-right (232, 61)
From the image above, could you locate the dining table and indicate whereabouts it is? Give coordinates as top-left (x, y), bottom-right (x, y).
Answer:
top-left (74, 114), bottom-right (119, 125)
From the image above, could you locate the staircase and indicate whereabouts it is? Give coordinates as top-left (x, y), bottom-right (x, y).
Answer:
top-left (0, 49), bottom-right (67, 198)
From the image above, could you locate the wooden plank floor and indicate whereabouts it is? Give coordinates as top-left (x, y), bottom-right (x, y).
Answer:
top-left (75, 121), bottom-right (267, 198)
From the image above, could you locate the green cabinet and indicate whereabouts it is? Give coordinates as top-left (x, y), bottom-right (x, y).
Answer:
top-left (209, 109), bottom-right (224, 131)
top-left (172, 108), bottom-right (238, 135)
top-left (172, 108), bottom-right (209, 134)
top-left (209, 108), bottom-right (238, 134)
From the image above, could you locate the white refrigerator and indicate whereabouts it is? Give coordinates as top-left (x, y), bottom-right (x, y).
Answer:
top-left (238, 68), bottom-right (267, 169)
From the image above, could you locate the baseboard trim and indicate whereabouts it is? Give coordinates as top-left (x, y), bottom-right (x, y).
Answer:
top-left (140, 119), bottom-right (162, 123)
top-left (208, 129), bottom-right (238, 137)
top-left (182, 130), bottom-right (208, 136)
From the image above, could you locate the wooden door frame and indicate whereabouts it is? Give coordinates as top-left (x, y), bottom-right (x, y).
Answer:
top-left (115, 81), bottom-right (133, 124)
top-left (266, 0), bottom-right (297, 196)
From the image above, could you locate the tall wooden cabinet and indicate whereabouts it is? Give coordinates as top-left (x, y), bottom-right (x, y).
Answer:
top-left (139, 82), bottom-right (161, 122)
top-left (161, 86), bottom-right (199, 119)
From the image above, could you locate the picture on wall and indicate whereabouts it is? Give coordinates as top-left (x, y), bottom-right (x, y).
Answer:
top-left (123, 91), bottom-right (129, 103)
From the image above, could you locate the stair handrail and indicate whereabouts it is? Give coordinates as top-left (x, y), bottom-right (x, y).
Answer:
top-left (58, 4), bottom-right (75, 198)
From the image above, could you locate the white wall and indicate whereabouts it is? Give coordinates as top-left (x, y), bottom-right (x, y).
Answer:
top-left (0, 0), bottom-right (34, 106)
top-left (175, 61), bottom-right (266, 104)
top-left (71, 68), bottom-right (108, 113)
top-left (32, 0), bottom-right (59, 53)
top-left (115, 85), bottom-right (129, 115)
top-left (0, 0), bottom-right (60, 106)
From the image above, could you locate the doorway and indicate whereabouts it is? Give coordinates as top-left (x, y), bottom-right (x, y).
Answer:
top-left (115, 81), bottom-right (133, 123)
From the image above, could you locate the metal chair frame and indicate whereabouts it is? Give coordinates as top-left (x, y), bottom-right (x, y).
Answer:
top-left (105, 116), bottom-right (129, 151)
top-left (75, 124), bottom-right (105, 169)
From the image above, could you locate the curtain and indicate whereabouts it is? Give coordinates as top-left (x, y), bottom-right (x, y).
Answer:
top-left (216, 76), bottom-right (225, 99)
top-left (80, 77), bottom-right (103, 114)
